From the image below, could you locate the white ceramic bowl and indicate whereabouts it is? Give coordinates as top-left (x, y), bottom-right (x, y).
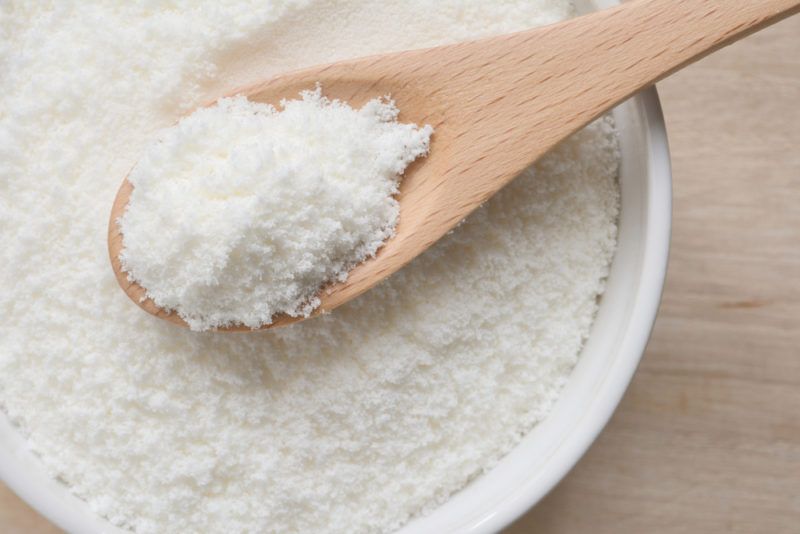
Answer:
top-left (0, 0), bottom-right (670, 531)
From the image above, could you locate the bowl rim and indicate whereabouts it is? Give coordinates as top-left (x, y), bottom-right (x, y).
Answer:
top-left (468, 86), bottom-right (672, 533)
top-left (388, 82), bottom-right (671, 534)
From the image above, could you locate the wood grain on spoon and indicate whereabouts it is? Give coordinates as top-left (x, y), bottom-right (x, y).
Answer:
top-left (109, 0), bottom-right (800, 331)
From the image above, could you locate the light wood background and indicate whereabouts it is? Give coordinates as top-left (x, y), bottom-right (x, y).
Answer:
top-left (1, 15), bottom-right (798, 534)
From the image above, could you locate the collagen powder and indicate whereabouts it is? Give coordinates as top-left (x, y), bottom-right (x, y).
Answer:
top-left (119, 91), bottom-right (432, 330)
top-left (0, 1), bottom-right (620, 533)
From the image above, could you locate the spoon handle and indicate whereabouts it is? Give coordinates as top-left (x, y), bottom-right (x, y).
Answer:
top-left (334, 0), bottom-right (799, 314)
top-left (539, 0), bottom-right (800, 127)
top-left (425, 0), bottom-right (800, 198)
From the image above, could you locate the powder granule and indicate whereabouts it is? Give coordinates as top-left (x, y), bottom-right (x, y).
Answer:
top-left (118, 90), bottom-right (432, 330)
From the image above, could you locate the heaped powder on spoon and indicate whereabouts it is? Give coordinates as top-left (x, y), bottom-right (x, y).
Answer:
top-left (0, 2), bottom-right (620, 534)
top-left (119, 90), bottom-right (432, 330)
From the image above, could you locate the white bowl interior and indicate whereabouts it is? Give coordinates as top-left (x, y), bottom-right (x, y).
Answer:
top-left (0, 1), bottom-right (671, 532)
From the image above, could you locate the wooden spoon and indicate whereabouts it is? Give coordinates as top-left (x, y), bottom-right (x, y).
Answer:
top-left (109, 0), bottom-right (800, 331)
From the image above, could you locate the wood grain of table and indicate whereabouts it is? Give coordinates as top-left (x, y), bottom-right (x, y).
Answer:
top-left (1, 14), bottom-right (798, 534)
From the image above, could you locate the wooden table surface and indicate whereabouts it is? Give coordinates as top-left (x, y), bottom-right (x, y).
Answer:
top-left (2, 15), bottom-right (798, 534)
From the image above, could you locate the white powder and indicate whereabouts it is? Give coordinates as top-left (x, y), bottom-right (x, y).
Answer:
top-left (0, 2), bottom-right (620, 534)
top-left (119, 91), bottom-right (432, 331)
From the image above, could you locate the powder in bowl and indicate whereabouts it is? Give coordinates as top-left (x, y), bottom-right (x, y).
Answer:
top-left (118, 89), bottom-right (432, 331)
top-left (0, 2), bottom-right (618, 533)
